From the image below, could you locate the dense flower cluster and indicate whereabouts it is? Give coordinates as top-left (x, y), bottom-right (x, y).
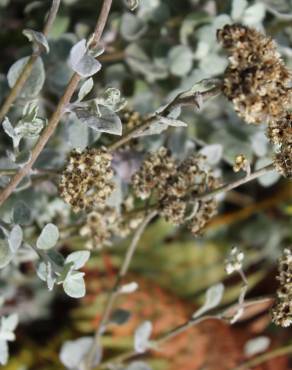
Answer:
top-left (132, 147), bottom-right (176, 200)
top-left (132, 148), bottom-right (220, 235)
top-left (218, 24), bottom-right (291, 125)
top-left (59, 147), bottom-right (115, 212)
top-left (80, 196), bottom-right (143, 249)
top-left (120, 108), bottom-right (144, 131)
top-left (267, 112), bottom-right (292, 178)
top-left (271, 248), bottom-right (292, 328)
top-left (218, 24), bottom-right (292, 178)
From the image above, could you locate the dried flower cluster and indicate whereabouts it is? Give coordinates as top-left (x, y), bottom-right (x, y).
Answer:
top-left (218, 24), bottom-right (291, 125)
top-left (59, 147), bottom-right (115, 212)
top-left (267, 112), bottom-right (292, 178)
top-left (218, 24), bottom-right (292, 178)
top-left (271, 248), bottom-right (292, 328)
top-left (120, 108), bottom-right (144, 131)
top-left (80, 197), bottom-right (143, 249)
top-left (132, 147), bottom-right (220, 235)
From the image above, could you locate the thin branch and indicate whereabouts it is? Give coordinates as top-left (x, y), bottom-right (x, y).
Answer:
top-left (0, 0), bottom-right (61, 122)
top-left (0, 0), bottom-right (113, 207)
top-left (108, 85), bottom-right (221, 152)
top-left (195, 164), bottom-right (275, 202)
top-left (231, 343), bottom-right (292, 370)
top-left (98, 297), bottom-right (273, 369)
top-left (83, 210), bottom-right (157, 370)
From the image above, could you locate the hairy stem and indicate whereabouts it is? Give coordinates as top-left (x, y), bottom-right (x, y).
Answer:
top-left (0, 0), bottom-right (113, 207)
top-left (83, 210), bottom-right (157, 370)
top-left (0, 0), bottom-right (61, 122)
top-left (108, 85), bottom-right (221, 152)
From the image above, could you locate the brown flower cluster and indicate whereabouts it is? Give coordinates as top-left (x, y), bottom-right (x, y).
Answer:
top-left (132, 147), bottom-right (220, 235)
top-left (59, 147), bottom-right (115, 212)
top-left (80, 197), bottom-right (143, 249)
top-left (267, 112), bottom-right (292, 178)
top-left (218, 24), bottom-right (291, 125)
top-left (218, 24), bottom-right (292, 178)
top-left (271, 248), bottom-right (292, 328)
top-left (120, 108), bottom-right (144, 131)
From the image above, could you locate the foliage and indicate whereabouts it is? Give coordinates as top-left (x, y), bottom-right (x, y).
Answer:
top-left (0, 0), bottom-right (291, 369)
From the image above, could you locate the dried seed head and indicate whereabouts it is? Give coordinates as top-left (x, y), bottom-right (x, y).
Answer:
top-left (132, 147), bottom-right (176, 200)
top-left (59, 147), bottom-right (115, 212)
top-left (233, 154), bottom-right (250, 174)
top-left (271, 248), bottom-right (292, 328)
top-left (273, 145), bottom-right (292, 179)
top-left (80, 208), bottom-right (116, 249)
top-left (218, 24), bottom-right (292, 125)
top-left (120, 108), bottom-right (144, 131)
top-left (132, 148), bottom-right (220, 235)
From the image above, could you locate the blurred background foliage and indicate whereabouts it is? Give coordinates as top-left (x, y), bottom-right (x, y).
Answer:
top-left (0, 0), bottom-right (292, 369)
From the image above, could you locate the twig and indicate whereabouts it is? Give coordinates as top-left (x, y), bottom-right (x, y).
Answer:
top-left (0, 0), bottom-right (113, 207)
top-left (231, 343), bottom-right (292, 370)
top-left (229, 269), bottom-right (248, 324)
top-left (98, 297), bottom-right (273, 369)
top-left (83, 210), bottom-right (157, 370)
top-left (0, 0), bottom-right (61, 122)
top-left (194, 164), bottom-right (275, 202)
top-left (108, 85), bottom-right (221, 152)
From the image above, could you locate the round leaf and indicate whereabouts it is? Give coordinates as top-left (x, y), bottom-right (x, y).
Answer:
top-left (36, 223), bottom-right (59, 250)
top-left (7, 56), bottom-right (45, 98)
top-left (63, 271), bottom-right (86, 298)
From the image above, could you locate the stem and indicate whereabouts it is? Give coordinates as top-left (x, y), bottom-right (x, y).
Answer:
top-left (83, 210), bottom-right (157, 370)
top-left (0, 0), bottom-right (113, 207)
top-left (231, 343), bottom-right (292, 370)
top-left (0, 0), bottom-right (61, 122)
top-left (108, 85), bottom-right (221, 152)
top-left (195, 164), bottom-right (275, 202)
top-left (98, 297), bottom-right (272, 369)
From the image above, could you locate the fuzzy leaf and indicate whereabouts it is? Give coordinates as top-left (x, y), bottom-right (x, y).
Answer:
top-left (8, 225), bottom-right (23, 253)
top-left (199, 144), bottom-right (223, 166)
top-left (69, 39), bottom-right (101, 78)
top-left (60, 336), bottom-right (102, 369)
top-left (23, 29), bottom-right (49, 53)
top-left (36, 223), bottom-right (59, 250)
top-left (244, 336), bottom-right (270, 356)
top-left (74, 103), bottom-right (122, 135)
top-left (13, 201), bottom-right (31, 225)
top-left (231, 0), bottom-right (248, 20)
top-left (0, 314), bottom-right (18, 341)
top-left (193, 283), bottom-right (224, 318)
top-left (65, 251), bottom-right (90, 270)
top-left (110, 309), bottom-right (131, 325)
top-left (63, 271), bottom-right (86, 298)
top-left (167, 45), bottom-right (193, 77)
top-left (0, 239), bottom-right (13, 269)
top-left (134, 321), bottom-right (152, 353)
top-left (0, 340), bottom-right (8, 366)
top-left (78, 77), bottom-right (94, 101)
top-left (120, 12), bottom-right (147, 41)
top-left (7, 56), bottom-right (45, 98)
